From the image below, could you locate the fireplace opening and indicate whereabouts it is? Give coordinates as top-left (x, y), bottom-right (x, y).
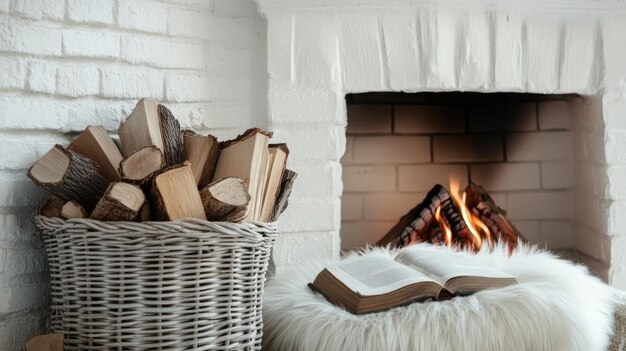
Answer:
top-left (341, 92), bottom-right (579, 256)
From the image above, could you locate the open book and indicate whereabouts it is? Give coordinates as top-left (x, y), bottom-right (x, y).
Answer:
top-left (310, 246), bottom-right (517, 314)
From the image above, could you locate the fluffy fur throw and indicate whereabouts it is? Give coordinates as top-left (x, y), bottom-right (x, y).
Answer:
top-left (263, 243), bottom-right (618, 351)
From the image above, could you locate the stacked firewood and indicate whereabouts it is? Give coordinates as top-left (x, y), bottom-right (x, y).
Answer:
top-left (377, 183), bottom-right (523, 251)
top-left (28, 99), bottom-right (295, 223)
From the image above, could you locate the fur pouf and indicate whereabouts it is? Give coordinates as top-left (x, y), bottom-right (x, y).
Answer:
top-left (263, 243), bottom-right (618, 351)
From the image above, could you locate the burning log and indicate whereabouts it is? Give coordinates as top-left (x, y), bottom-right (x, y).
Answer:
top-left (377, 181), bottom-right (522, 252)
top-left (464, 182), bottom-right (525, 250)
top-left (377, 185), bottom-right (469, 248)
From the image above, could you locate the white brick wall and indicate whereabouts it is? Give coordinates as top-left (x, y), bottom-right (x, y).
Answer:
top-left (0, 1), bottom-right (265, 348)
top-left (341, 96), bottom-right (576, 251)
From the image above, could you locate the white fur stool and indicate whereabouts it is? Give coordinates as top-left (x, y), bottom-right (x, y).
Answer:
top-left (263, 244), bottom-right (617, 351)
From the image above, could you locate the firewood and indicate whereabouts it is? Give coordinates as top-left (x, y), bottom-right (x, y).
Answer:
top-left (118, 99), bottom-right (184, 167)
top-left (269, 169), bottom-right (297, 222)
top-left (119, 145), bottom-right (164, 187)
top-left (183, 130), bottom-right (220, 189)
top-left (465, 182), bottom-right (525, 250)
top-left (60, 201), bottom-right (87, 219)
top-left (138, 201), bottom-right (152, 222)
top-left (212, 128), bottom-right (272, 222)
top-left (200, 177), bottom-right (250, 222)
top-left (260, 144), bottom-right (289, 222)
top-left (39, 196), bottom-right (64, 217)
top-left (27, 145), bottom-right (109, 212)
top-left (377, 184), bottom-right (450, 247)
top-left (149, 162), bottom-right (207, 221)
top-left (68, 126), bottom-right (123, 182)
top-left (90, 182), bottom-right (146, 221)
top-left (25, 333), bottom-right (64, 351)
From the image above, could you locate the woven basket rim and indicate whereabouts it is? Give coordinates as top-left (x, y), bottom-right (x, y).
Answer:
top-left (35, 215), bottom-right (278, 242)
top-left (35, 214), bottom-right (277, 227)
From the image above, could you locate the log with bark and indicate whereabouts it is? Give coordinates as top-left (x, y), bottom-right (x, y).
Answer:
top-left (200, 177), bottom-right (250, 222)
top-left (27, 145), bottom-right (109, 212)
top-left (68, 126), bottom-right (123, 182)
top-left (158, 104), bottom-right (185, 166)
top-left (377, 184), bottom-right (455, 248)
top-left (90, 182), bottom-right (146, 221)
top-left (60, 201), bottom-right (88, 219)
top-left (377, 183), bottom-right (523, 251)
top-left (39, 196), bottom-right (65, 218)
top-left (270, 169), bottom-right (297, 222)
top-left (118, 99), bottom-right (184, 167)
top-left (119, 145), bottom-right (164, 188)
top-left (149, 162), bottom-right (206, 221)
top-left (183, 130), bottom-right (220, 189)
top-left (137, 201), bottom-right (152, 222)
top-left (464, 182), bottom-right (524, 250)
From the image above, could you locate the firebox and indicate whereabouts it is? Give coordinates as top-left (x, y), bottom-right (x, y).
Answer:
top-left (341, 92), bottom-right (597, 272)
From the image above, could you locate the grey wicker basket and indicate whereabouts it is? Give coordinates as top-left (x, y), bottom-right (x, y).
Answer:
top-left (35, 215), bottom-right (277, 350)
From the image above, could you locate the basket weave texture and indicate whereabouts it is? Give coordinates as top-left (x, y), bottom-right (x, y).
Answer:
top-left (35, 215), bottom-right (277, 350)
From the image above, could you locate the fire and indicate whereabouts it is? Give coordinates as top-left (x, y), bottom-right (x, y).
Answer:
top-left (436, 178), bottom-right (494, 250)
top-left (434, 205), bottom-right (452, 248)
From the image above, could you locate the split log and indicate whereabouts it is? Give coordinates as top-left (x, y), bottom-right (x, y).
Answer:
top-left (61, 201), bottom-right (87, 219)
top-left (27, 145), bottom-right (109, 212)
top-left (213, 128), bottom-right (273, 222)
top-left (90, 182), bottom-right (146, 221)
top-left (200, 177), bottom-right (250, 222)
top-left (269, 169), bottom-right (297, 222)
top-left (26, 333), bottom-right (64, 351)
top-left (39, 196), bottom-right (65, 217)
top-left (219, 127), bottom-right (273, 149)
top-left (118, 99), bottom-right (184, 167)
top-left (183, 130), bottom-right (220, 189)
top-left (68, 125), bottom-right (123, 182)
top-left (465, 182), bottom-right (524, 250)
top-left (149, 162), bottom-right (207, 221)
top-left (137, 201), bottom-right (152, 222)
top-left (119, 145), bottom-right (164, 188)
top-left (259, 144), bottom-right (289, 222)
top-left (158, 104), bottom-right (185, 166)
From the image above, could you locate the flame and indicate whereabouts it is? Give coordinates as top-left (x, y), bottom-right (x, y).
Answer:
top-left (449, 178), bottom-right (494, 250)
top-left (435, 205), bottom-right (452, 248)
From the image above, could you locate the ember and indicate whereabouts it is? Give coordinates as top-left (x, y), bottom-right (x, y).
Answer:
top-left (377, 180), bottom-right (521, 252)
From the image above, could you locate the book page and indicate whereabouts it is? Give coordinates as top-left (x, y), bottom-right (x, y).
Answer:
top-left (395, 247), bottom-right (514, 282)
top-left (326, 255), bottom-right (437, 296)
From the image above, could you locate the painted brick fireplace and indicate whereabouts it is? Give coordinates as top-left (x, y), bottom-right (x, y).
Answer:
top-left (256, 0), bottom-right (626, 290)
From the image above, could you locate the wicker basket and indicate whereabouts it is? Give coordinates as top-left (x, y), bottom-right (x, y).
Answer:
top-left (35, 215), bottom-right (277, 350)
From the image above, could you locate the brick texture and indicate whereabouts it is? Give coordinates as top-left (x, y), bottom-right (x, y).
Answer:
top-left (342, 96), bottom-right (576, 252)
top-left (468, 103), bottom-right (537, 132)
top-left (434, 135), bottom-right (504, 163)
top-left (395, 105), bottom-right (465, 134)
top-left (0, 1), bottom-right (266, 349)
top-left (353, 136), bottom-right (430, 164)
top-left (346, 104), bottom-right (392, 134)
top-left (539, 100), bottom-right (571, 130)
top-left (398, 164), bottom-right (468, 192)
top-left (470, 163), bottom-right (541, 191)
